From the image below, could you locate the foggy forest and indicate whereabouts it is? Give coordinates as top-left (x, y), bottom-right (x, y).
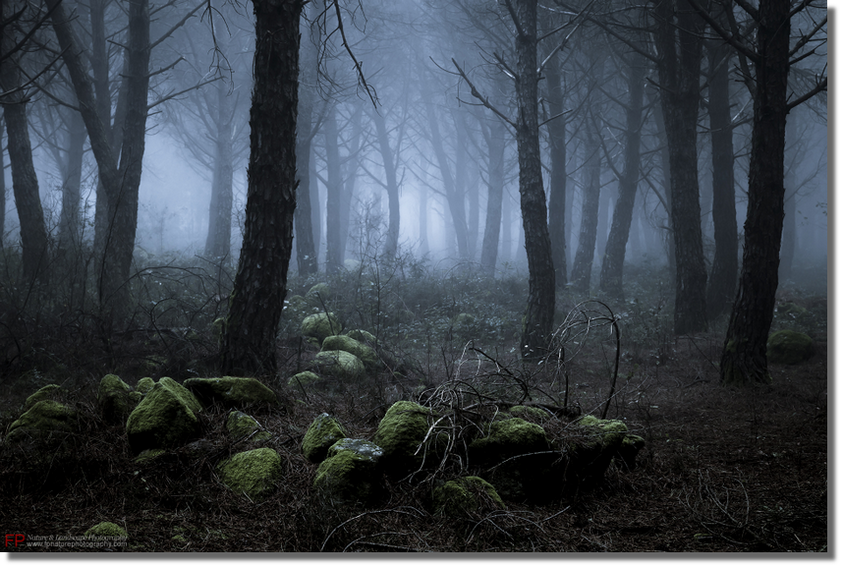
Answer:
top-left (0, 0), bottom-right (828, 554)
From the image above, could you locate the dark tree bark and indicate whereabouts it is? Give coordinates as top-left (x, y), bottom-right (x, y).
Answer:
top-left (570, 113), bottom-right (602, 293)
top-left (705, 38), bottom-right (739, 319)
top-left (599, 57), bottom-right (645, 299)
top-left (293, 10), bottom-right (318, 275)
top-left (324, 105), bottom-right (343, 274)
top-left (545, 55), bottom-right (567, 288)
top-left (205, 80), bottom-right (235, 260)
top-left (512, 0), bottom-right (555, 359)
top-left (479, 110), bottom-right (506, 276)
top-left (652, 0), bottom-right (708, 335)
top-left (1, 1), bottom-right (50, 283)
top-left (371, 109), bottom-right (400, 259)
top-left (48, 0), bottom-right (150, 315)
top-left (57, 108), bottom-right (87, 251)
top-left (0, 133), bottom-right (5, 248)
top-left (221, 0), bottom-right (302, 375)
top-left (422, 83), bottom-right (470, 261)
top-left (720, 0), bottom-right (791, 385)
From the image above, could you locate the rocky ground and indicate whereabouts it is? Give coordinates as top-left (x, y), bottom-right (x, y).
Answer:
top-left (0, 327), bottom-right (827, 554)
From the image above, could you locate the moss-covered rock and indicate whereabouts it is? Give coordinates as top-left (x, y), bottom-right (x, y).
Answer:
top-left (433, 476), bottom-right (506, 517)
top-left (301, 312), bottom-right (342, 343)
top-left (133, 448), bottom-right (166, 464)
top-left (183, 376), bottom-right (279, 408)
top-left (313, 439), bottom-right (383, 505)
top-left (559, 415), bottom-right (638, 491)
top-left (578, 415), bottom-right (628, 451)
top-left (617, 434), bottom-right (646, 470)
top-left (283, 295), bottom-right (316, 325)
top-left (469, 418), bottom-right (550, 463)
top-left (84, 522), bottom-right (127, 537)
top-left (125, 377), bottom-right (202, 454)
top-left (305, 282), bottom-right (331, 302)
top-left (767, 330), bottom-right (814, 365)
top-left (373, 401), bottom-right (440, 476)
top-left (136, 377), bottom-right (155, 395)
top-left (346, 329), bottom-right (377, 345)
top-left (468, 418), bottom-right (552, 502)
top-left (302, 413), bottom-right (346, 463)
top-left (226, 411), bottom-right (272, 443)
top-left (6, 400), bottom-right (77, 443)
top-left (97, 374), bottom-right (140, 423)
top-left (314, 350), bottom-right (365, 381)
top-left (217, 447), bottom-right (283, 501)
top-left (288, 371), bottom-right (322, 389)
top-left (509, 405), bottom-right (551, 423)
top-left (23, 384), bottom-right (66, 411)
top-left (321, 335), bottom-right (378, 368)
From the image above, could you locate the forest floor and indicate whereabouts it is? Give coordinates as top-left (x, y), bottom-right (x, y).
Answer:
top-left (0, 267), bottom-right (829, 554)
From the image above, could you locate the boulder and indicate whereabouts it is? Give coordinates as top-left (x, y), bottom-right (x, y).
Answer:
top-left (321, 335), bottom-right (378, 368)
top-left (561, 415), bottom-right (641, 488)
top-left (183, 376), bottom-right (279, 408)
top-left (136, 377), bottom-right (155, 395)
top-left (313, 438), bottom-right (384, 505)
top-left (97, 374), bottom-right (141, 423)
top-left (433, 476), bottom-right (506, 517)
top-left (226, 411), bottom-right (272, 443)
top-left (767, 330), bottom-right (814, 365)
top-left (314, 350), bottom-right (365, 381)
top-left (287, 371), bottom-right (322, 389)
top-left (6, 400), bottom-right (77, 444)
top-left (217, 447), bottom-right (283, 501)
top-left (301, 312), bottom-right (342, 343)
top-left (508, 405), bottom-right (552, 423)
top-left (126, 377), bottom-right (202, 454)
top-left (373, 400), bottom-right (441, 476)
top-left (346, 329), bottom-right (377, 345)
top-left (302, 413), bottom-right (347, 463)
top-left (283, 295), bottom-right (316, 326)
top-left (23, 384), bottom-right (66, 411)
top-left (305, 282), bottom-right (331, 302)
top-left (468, 418), bottom-right (552, 502)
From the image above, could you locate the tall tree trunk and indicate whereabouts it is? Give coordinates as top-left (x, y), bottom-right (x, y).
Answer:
top-left (372, 109), bottom-right (400, 259)
top-left (293, 7), bottom-right (318, 275)
top-left (653, 0), bottom-right (708, 335)
top-left (58, 108), bottom-right (87, 251)
top-left (705, 39), bottom-right (739, 318)
top-left (205, 80), bottom-right (235, 260)
top-left (0, 131), bottom-right (5, 248)
top-left (545, 55), bottom-right (567, 288)
top-left (221, 0), bottom-right (302, 375)
top-left (599, 58), bottom-right (645, 298)
top-left (339, 112), bottom-right (362, 261)
top-left (423, 86), bottom-right (470, 261)
top-left (720, 0), bottom-right (790, 385)
top-left (513, 0), bottom-right (555, 359)
top-left (479, 111), bottom-right (505, 276)
top-left (324, 105), bottom-right (342, 274)
top-left (0, 1), bottom-right (49, 283)
top-left (570, 114), bottom-right (602, 293)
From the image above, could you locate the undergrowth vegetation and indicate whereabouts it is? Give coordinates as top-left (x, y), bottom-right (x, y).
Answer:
top-left (0, 245), bottom-right (828, 552)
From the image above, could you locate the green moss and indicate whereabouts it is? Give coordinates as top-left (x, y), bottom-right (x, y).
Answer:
top-left (136, 377), bottom-right (155, 395)
top-left (7, 400), bottom-right (77, 443)
top-left (98, 374), bottom-right (139, 422)
top-left (84, 522), bottom-right (127, 537)
top-left (469, 418), bottom-right (549, 463)
top-left (313, 444), bottom-right (382, 505)
top-left (134, 448), bottom-right (165, 464)
top-left (327, 438), bottom-right (383, 461)
top-left (373, 401), bottom-right (437, 475)
top-left (305, 282), bottom-right (331, 302)
top-left (578, 415), bottom-right (628, 450)
top-left (183, 376), bottom-right (279, 408)
top-left (767, 330), bottom-right (814, 365)
top-left (433, 476), bottom-right (506, 517)
top-left (321, 335), bottom-right (378, 367)
top-left (346, 329), bottom-right (377, 345)
top-left (226, 411), bottom-right (272, 443)
top-left (301, 312), bottom-right (342, 343)
top-left (509, 405), bottom-right (551, 422)
top-left (217, 448), bottom-right (283, 501)
top-left (23, 384), bottom-right (65, 411)
top-left (314, 350), bottom-right (365, 381)
top-left (126, 378), bottom-right (202, 453)
top-left (288, 371), bottom-right (322, 388)
top-left (302, 413), bottom-right (346, 463)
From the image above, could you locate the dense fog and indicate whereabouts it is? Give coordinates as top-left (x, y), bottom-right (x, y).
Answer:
top-left (1, 0), bottom-right (827, 288)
